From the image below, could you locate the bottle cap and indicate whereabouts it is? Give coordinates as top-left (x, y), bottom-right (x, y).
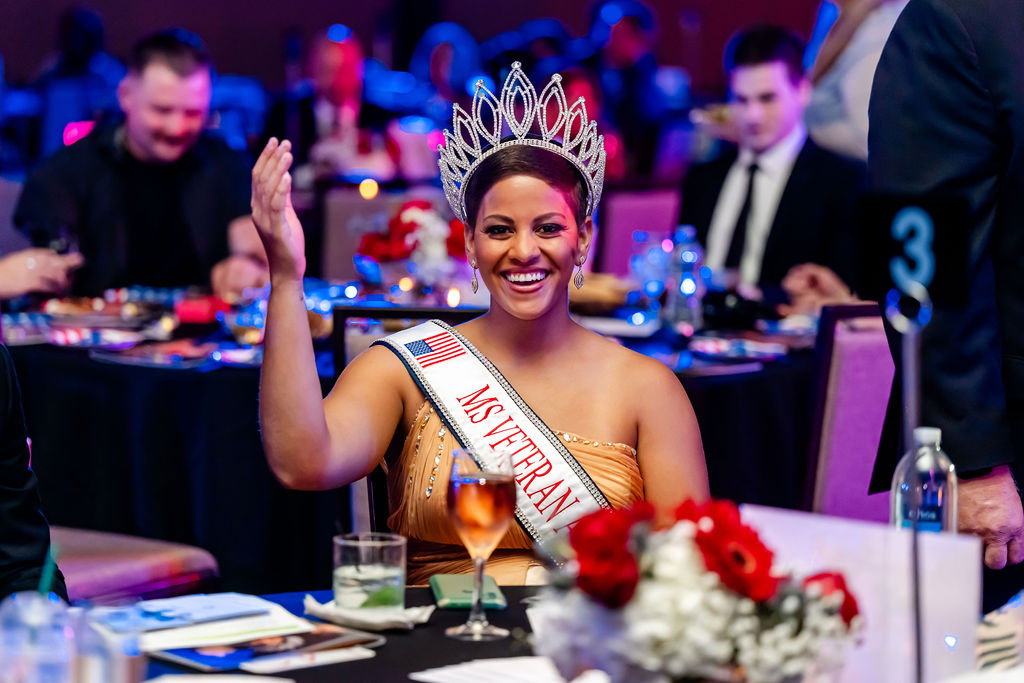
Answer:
top-left (913, 426), bottom-right (942, 446)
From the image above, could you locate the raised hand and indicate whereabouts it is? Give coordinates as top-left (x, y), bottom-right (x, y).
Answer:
top-left (251, 138), bottom-right (305, 282)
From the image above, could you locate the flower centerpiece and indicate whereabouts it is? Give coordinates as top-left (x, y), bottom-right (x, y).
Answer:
top-left (531, 500), bottom-right (862, 683)
top-left (356, 199), bottom-right (467, 299)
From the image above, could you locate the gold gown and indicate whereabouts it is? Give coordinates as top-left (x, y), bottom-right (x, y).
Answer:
top-left (386, 401), bottom-right (644, 585)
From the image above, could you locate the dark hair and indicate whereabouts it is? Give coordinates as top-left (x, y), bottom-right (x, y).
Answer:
top-left (463, 143), bottom-right (588, 227)
top-left (128, 28), bottom-right (211, 77)
top-left (724, 24), bottom-right (805, 84)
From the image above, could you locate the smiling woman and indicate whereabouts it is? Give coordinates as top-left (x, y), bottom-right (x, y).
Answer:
top-left (252, 63), bottom-right (709, 587)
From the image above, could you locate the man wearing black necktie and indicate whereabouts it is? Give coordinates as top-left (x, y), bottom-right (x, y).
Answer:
top-left (679, 25), bottom-right (865, 306)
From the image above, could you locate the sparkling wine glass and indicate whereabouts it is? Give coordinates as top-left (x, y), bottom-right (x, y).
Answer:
top-left (445, 447), bottom-right (516, 641)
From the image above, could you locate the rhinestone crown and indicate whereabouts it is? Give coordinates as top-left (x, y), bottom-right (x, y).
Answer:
top-left (437, 62), bottom-right (606, 224)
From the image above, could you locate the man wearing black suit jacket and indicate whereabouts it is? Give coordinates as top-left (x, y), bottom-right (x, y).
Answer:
top-left (869, 0), bottom-right (1024, 602)
top-left (679, 26), bottom-right (864, 305)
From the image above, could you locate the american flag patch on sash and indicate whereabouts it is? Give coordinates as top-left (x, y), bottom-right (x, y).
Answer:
top-left (404, 332), bottom-right (465, 367)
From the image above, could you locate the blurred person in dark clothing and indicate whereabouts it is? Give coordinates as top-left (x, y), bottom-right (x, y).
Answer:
top-left (679, 25), bottom-right (864, 307)
top-left (868, 0), bottom-right (1024, 611)
top-left (32, 5), bottom-right (125, 157)
top-left (15, 28), bottom-right (267, 300)
top-left (259, 28), bottom-right (396, 185)
top-left (0, 343), bottom-right (67, 602)
top-left (590, 0), bottom-right (666, 177)
top-left (409, 22), bottom-right (485, 128)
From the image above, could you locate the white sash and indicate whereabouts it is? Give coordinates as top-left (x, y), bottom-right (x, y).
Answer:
top-left (373, 320), bottom-right (611, 546)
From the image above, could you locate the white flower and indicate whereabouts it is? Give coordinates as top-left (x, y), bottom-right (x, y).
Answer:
top-left (400, 206), bottom-right (455, 285)
top-left (529, 515), bottom-right (859, 683)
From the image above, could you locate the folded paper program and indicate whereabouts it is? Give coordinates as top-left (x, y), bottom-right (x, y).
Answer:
top-left (130, 593), bottom-right (274, 631)
top-left (303, 594), bottom-right (434, 631)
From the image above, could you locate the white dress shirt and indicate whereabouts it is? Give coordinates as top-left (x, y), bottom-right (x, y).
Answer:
top-left (705, 124), bottom-right (807, 287)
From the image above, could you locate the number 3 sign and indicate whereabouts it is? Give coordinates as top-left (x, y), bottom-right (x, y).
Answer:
top-left (858, 194), bottom-right (967, 310)
top-left (890, 207), bottom-right (936, 296)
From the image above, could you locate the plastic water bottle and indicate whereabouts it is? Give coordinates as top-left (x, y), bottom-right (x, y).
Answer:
top-left (0, 591), bottom-right (74, 682)
top-left (891, 426), bottom-right (958, 532)
top-left (664, 225), bottom-right (705, 336)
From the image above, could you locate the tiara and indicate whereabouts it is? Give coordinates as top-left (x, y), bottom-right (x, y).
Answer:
top-left (437, 62), bottom-right (606, 224)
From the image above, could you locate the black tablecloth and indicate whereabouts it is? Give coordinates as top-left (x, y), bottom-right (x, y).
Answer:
top-left (9, 344), bottom-right (340, 595)
top-left (679, 354), bottom-right (816, 509)
top-left (146, 586), bottom-right (540, 680)
top-left (9, 342), bottom-right (815, 596)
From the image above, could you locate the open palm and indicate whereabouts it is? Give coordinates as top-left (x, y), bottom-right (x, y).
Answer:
top-left (251, 138), bottom-right (306, 280)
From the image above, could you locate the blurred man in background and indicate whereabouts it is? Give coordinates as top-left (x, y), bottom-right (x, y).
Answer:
top-left (679, 24), bottom-right (864, 307)
top-left (259, 28), bottom-right (396, 187)
top-left (14, 28), bottom-right (267, 300)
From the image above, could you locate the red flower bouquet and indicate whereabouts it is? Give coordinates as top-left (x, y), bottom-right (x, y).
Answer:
top-left (356, 199), bottom-right (465, 263)
top-left (534, 500), bottom-right (862, 683)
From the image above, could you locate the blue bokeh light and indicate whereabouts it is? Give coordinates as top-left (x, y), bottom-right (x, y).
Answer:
top-left (466, 75), bottom-right (495, 96)
top-left (328, 24), bottom-right (352, 43)
top-left (398, 116), bottom-right (434, 134)
top-left (600, 2), bottom-right (625, 25)
top-left (643, 280), bottom-right (664, 298)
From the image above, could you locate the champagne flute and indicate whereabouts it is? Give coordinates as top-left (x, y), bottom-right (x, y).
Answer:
top-left (445, 447), bottom-right (516, 641)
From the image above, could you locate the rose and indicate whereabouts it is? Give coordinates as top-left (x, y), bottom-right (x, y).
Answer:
top-left (569, 504), bottom-right (654, 608)
top-left (804, 571), bottom-right (860, 626)
top-left (447, 218), bottom-right (467, 259)
top-left (675, 499), bottom-right (779, 602)
top-left (357, 200), bottom-right (468, 264)
top-left (357, 230), bottom-right (413, 262)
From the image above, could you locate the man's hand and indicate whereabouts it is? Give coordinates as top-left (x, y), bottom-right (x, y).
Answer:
top-left (0, 248), bottom-right (84, 298)
top-left (778, 263), bottom-right (856, 316)
top-left (958, 465), bottom-right (1024, 569)
top-left (210, 255), bottom-right (270, 302)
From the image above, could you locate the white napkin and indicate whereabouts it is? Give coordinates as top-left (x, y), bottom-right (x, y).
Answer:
top-left (408, 656), bottom-right (569, 683)
top-left (302, 594), bottom-right (434, 631)
top-left (940, 669), bottom-right (1024, 682)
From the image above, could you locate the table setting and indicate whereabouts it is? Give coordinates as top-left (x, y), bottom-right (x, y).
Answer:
top-left (126, 495), bottom-right (1011, 683)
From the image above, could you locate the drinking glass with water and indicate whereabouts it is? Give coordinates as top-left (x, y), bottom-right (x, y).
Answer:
top-left (332, 533), bottom-right (407, 610)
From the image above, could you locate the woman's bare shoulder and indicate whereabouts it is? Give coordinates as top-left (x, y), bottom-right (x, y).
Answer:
top-left (576, 327), bottom-right (682, 390)
top-left (330, 343), bottom-right (422, 412)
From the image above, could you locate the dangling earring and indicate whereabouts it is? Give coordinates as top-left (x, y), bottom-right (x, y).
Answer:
top-left (574, 254), bottom-right (586, 290)
top-left (471, 261), bottom-right (479, 294)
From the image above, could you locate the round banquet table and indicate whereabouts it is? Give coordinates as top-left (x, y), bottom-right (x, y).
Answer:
top-left (9, 343), bottom-right (341, 595)
top-left (8, 340), bottom-right (815, 594)
top-left (676, 352), bottom-right (816, 510)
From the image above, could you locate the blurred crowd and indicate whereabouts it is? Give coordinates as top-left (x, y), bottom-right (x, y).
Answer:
top-left (0, 1), bottom-right (688, 186)
top-left (0, 0), bottom-right (895, 311)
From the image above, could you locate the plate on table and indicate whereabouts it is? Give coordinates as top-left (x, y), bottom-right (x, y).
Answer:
top-left (89, 339), bottom-right (219, 369)
top-left (44, 297), bottom-right (166, 330)
top-left (576, 314), bottom-right (660, 339)
top-left (1, 313), bottom-right (50, 346)
top-left (688, 335), bottom-right (788, 362)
